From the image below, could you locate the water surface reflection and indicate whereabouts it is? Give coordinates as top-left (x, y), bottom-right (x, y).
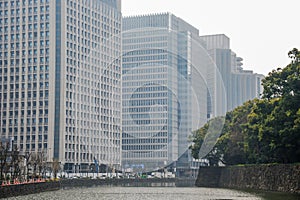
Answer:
top-left (8, 186), bottom-right (299, 200)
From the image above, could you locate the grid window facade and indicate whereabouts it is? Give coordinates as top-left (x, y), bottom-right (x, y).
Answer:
top-left (0, 0), bottom-right (51, 153)
top-left (0, 0), bottom-right (122, 172)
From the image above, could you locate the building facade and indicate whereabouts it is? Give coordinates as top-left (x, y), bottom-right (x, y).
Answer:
top-left (0, 0), bottom-right (122, 173)
top-left (200, 34), bottom-right (264, 115)
top-left (122, 13), bottom-right (208, 172)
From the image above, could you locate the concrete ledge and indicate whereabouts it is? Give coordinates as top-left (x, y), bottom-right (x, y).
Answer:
top-left (60, 178), bottom-right (196, 188)
top-left (0, 178), bottom-right (195, 198)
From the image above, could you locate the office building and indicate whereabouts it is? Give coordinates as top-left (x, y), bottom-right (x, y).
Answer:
top-left (122, 13), bottom-right (209, 172)
top-left (200, 34), bottom-right (264, 115)
top-left (231, 68), bottom-right (264, 107)
top-left (0, 0), bottom-right (122, 172)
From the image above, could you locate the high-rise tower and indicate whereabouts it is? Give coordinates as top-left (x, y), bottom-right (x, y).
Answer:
top-left (122, 13), bottom-right (208, 172)
top-left (0, 0), bottom-right (122, 172)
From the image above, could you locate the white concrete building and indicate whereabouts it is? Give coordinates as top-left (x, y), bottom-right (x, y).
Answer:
top-left (0, 0), bottom-right (122, 173)
top-left (122, 13), bottom-right (208, 172)
top-left (200, 34), bottom-right (264, 115)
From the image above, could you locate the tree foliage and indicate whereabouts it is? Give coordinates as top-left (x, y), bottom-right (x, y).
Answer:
top-left (0, 141), bottom-right (10, 180)
top-left (190, 48), bottom-right (300, 165)
top-left (52, 158), bottom-right (60, 179)
top-left (0, 146), bottom-right (55, 182)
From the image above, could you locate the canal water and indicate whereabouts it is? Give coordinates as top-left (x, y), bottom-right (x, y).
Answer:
top-left (7, 186), bottom-right (299, 200)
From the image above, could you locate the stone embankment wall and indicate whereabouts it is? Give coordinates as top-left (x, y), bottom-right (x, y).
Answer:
top-left (0, 181), bottom-right (60, 199)
top-left (196, 164), bottom-right (300, 194)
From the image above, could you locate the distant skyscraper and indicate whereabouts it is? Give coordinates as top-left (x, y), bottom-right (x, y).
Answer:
top-left (231, 69), bottom-right (264, 107)
top-left (200, 34), bottom-right (264, 115)
top-left (122, 13), bottom-right (208, 172)
top-left (0, 0), bottom-right (122, 172)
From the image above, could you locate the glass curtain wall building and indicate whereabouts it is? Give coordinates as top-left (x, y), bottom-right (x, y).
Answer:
top-left (122, 13), bottom-right (208, 172)
top-left (0, 0), bottom-right (122, 172)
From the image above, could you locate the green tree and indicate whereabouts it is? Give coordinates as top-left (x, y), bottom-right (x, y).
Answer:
top-left (190, 116), bottom-right (227, 166)
top-left (191, 48), bottom-right (300, 165)
top-left (260, 48), bottom-right (300, 163)
top-left (263, 48), bottom-right (300, 99)
top-left (245, 98), bottom-right (278, 163)
top-left (220, 101), bottom-right (254, 165)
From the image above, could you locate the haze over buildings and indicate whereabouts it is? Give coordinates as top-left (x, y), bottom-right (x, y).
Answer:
top-left (122, 0), bottom-right (300, 76)
top-left (0, 0), bottom-right (264, 174)
top-left (122, 14), bottom-right (264, 172)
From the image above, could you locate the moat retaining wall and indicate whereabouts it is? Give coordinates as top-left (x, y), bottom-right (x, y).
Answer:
top-left (0, 181), bottom-right (60, 199)
top-left (196, 164), bottom-right (300, 194)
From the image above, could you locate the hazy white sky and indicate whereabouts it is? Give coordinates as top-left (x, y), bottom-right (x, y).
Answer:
top-left (122, 0), bottom-right (300, 75)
